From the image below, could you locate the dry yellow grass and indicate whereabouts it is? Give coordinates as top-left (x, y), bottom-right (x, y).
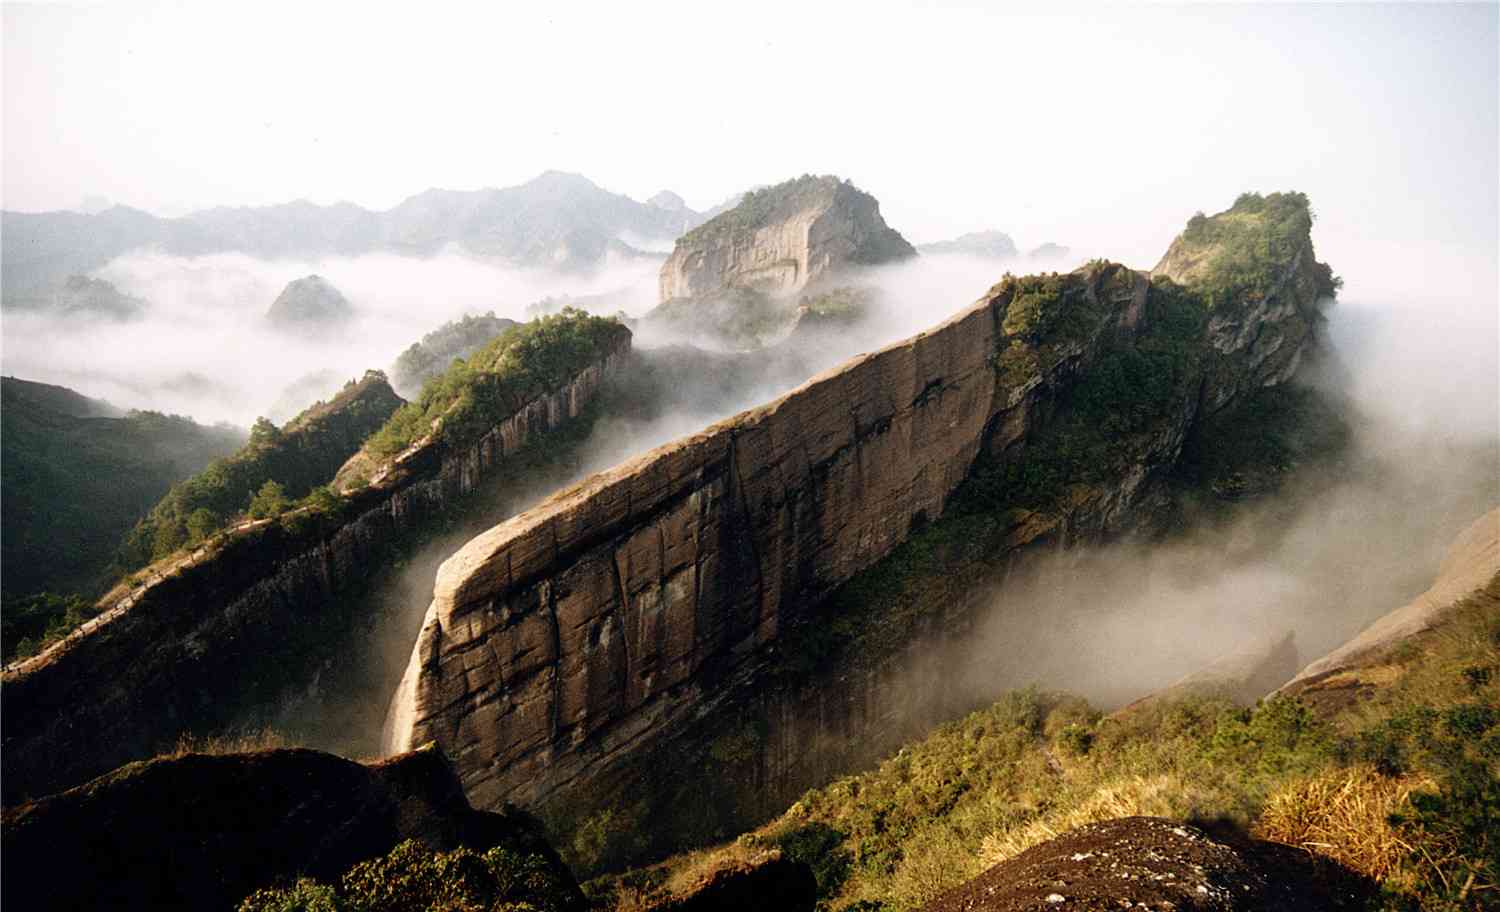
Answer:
top-left (976, 773), bottom-right (1218, 869)
top-left (1254, 764), bottom-right (1428, 882)
top-left (167, 728), bottom-right (291, 758)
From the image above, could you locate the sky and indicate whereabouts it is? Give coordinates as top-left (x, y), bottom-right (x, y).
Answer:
top-left (3, 2), bottom-right (1497, 282)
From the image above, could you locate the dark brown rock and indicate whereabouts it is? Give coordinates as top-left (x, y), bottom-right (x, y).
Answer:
top-left (0, 743), bottom-right (584, 912)
top-left (390, 236), bottom-right (1329, 824)
top-left (921, 816), bottom-right (1373, 912)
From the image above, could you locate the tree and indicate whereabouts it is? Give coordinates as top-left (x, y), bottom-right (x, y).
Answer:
top-left (248, 480), bottom-right (289, 519)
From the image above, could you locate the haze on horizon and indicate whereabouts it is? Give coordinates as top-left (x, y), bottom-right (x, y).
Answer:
top-left (4, 3), bottom-right (1497, 279)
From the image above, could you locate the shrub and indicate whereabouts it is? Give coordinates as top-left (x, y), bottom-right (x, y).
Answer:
top-left (248, 481), bottom-right (290, 519)
top-left (365, 309), bottom-right (625, 462)
top-left (238, 838), bottom-right (578, 912)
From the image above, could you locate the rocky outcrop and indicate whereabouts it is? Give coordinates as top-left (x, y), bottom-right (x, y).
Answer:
top-left (0, 332), bottom-right (631, 803)
top-left (1277, 507), bottom-right (1499, 699)
top-left (266, 274), bottom-right (354, 331)
top-left (1, 743), bottom-right (584, 912)
top-left (389, 193), bottom-right (1334, 837)
top-left (1114, 632), bottom-right (1300, 718)
top-left (919, 817), bottom-right (1372, 911)
top-left (657, 175), bottom-right (915, 302)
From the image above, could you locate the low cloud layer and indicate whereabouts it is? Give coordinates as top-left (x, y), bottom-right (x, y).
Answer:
top-left (0, 249), bottom-right (665, 427)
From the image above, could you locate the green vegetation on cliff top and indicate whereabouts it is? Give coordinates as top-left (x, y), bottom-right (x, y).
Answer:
top-left (1159, 191), bottom-right (1340, 309)
top-left (673, 174), bottom-right (913, 266)
top-left (362, 308), bottom-right (628, 463)
top-left (117, 371), bottom-right (404, 570)
top-left (389, 311), bottom-right (518, 396)
top-left (677, 175), bottom-right (846, 247)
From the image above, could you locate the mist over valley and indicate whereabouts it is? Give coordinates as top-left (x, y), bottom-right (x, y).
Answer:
top-left (2, 4), bottom-right (1496, 911)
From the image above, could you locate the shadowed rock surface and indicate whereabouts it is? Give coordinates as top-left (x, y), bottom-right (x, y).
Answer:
top-left (645, 851), bottom-right (817, 912)
top-left (920, 816), bottom-right (1373, 911)
top-left (1, 743), bottom-right (584, 912)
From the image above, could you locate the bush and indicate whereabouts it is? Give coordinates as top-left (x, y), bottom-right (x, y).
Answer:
top-left (119, 372), bottom-right (401, 568)
top-left (248, 481), bottom-right (290, 519)
top-left (238, 838), bottom-right (578, 912)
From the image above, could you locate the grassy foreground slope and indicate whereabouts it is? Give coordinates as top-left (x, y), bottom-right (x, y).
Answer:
top-left (603, 569), bottom-right (1497, 911)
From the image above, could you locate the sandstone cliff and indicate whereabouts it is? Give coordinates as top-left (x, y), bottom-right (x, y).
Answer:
top-left (389, 195), bottom-right (1334, 843)
top-left (1278, 506), bottom-right (1499, 698)
top-left (657, 175), bottom-right (915, 303)
top-left (1, 329), bottom-right (631, 803)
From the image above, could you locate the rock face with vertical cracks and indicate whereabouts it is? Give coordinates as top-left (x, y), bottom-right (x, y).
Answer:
top-left (0, 332), bottom-right (631, 804)
top-left (393, 201), bottom-right (1332, 830)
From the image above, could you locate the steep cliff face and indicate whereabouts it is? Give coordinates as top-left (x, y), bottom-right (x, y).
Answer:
top-left (390, 197), bottom-right (1334, 852)
top-left (657, 175), bottom-right (915, 302)
top-left (0, 332), bottom-right (631, 803)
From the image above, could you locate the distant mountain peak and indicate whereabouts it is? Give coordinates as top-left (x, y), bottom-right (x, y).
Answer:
top-left (648, 190), bottom-right (688, 212)
top-left (266, 275), bottom-right (354, 331)
top-left (918, 230), bottom-right (1019, 259)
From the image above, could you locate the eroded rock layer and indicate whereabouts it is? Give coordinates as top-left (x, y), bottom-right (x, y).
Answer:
top-left (1, 334), bottom-right (631, 803)
top-left (393, 219), bottom-right (1329, 828)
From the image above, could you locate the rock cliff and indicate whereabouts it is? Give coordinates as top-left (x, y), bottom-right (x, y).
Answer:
top-left (0, 330), bottom-right (631, 803)
top-left (657, 175), bottom-right (915, 302)
top-left (388, 195), bottom-right (1335, 843)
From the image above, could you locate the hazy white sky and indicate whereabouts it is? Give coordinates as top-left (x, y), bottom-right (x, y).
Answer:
top-left (4, 2), bottom-right (1497, 278)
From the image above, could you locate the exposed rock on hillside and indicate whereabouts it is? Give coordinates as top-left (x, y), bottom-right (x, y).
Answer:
top-left (1278, 506), bottom-right (1499, 703)
top-left (919, 817), bottom-right (1372, 911)
top-left (1, 322), bottom-right (632, 804)
top-left (387, 194), bottom-right (1334, 857)
top-left (265, 274), bottom-right (354, 331)
top-left (919, 230), bottom-right (1019, 259)
top-left (0, 743), bottom-right (584, 912)
top-left (1114, 631), bottom-right (1300, 717)
top-left (657, 175), bottom-right (916, 302)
